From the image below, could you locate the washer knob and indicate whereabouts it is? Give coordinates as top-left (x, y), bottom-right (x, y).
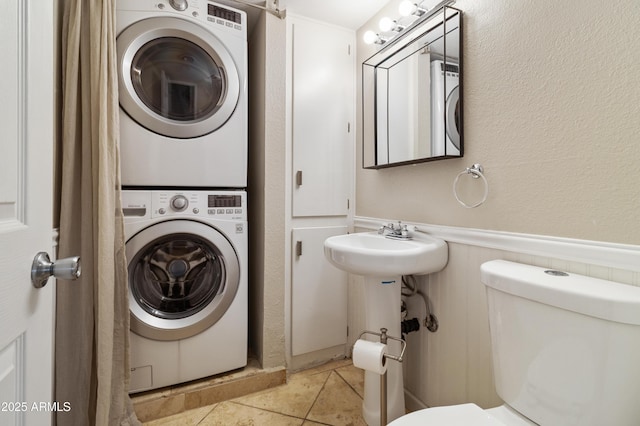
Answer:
top-left (169, 0), bottom-right (188, 11)
top-left (170, 195), bottom-right (188, 211)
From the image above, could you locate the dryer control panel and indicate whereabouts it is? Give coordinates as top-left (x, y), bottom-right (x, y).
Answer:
top-left (122, 190), bottom-right (247, 221)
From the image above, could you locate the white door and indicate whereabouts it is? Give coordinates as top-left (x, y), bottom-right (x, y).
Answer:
top-left (291, 17), bottom-right (354, 217)
top-left (0, 1), bottom-right (56, 425)
top-left (291, 226), bottom-right (348, 356)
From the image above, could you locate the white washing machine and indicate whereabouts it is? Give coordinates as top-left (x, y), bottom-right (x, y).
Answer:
top-left (117, 0), bottom-right (247, 188)
top-left (122, 189), bottom-right (247, 392)
top-left (431, 60), bottom-right (461, 157)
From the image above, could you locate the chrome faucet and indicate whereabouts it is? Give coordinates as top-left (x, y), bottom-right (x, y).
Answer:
top-left (378, 221), bottom-right (411, 239)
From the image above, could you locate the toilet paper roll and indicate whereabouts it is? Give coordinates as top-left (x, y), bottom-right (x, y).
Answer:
top-left (353, 339), bottom-right (387, 375)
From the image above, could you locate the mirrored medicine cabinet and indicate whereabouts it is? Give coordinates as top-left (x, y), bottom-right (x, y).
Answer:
top-left (362, 6), bottom-right (462, 169)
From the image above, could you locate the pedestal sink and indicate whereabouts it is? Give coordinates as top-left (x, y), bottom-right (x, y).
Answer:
top-left (324, 230), bottom-right (448, 425)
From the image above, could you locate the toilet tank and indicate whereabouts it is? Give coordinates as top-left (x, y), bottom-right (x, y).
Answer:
top-left (481, 260), bottom-right (640, 426)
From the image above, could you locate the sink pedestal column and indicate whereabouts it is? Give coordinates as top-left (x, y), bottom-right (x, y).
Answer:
top-left (361, 276), bottom-right (405, 425)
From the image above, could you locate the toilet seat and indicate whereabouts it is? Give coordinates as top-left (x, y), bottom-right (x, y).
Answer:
top-left (388, 403), bottom-right (506, 426)
top-left (389, 403), bottom-right (539, 426)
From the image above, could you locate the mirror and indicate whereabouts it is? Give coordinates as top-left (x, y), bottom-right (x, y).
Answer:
top-left (363, 6), bottom-right (462, 169)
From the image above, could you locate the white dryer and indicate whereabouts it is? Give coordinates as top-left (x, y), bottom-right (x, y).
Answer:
top-left (117, 1), bottom-right (247, 188)
top-left (431, 60), bottom-right (461, 157)
top-left (122, 189), bottom-right (247, 392)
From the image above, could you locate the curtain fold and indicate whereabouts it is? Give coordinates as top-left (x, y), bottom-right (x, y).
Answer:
top-left (56, 0), bottom-right (140, 424)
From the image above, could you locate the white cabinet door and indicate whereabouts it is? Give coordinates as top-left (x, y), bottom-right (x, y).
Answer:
top-left (291, 18), bottom-right (354, 217)
top-left (291, 226), bottom-right (348, 356)
top-left (0, 1), bottom-right (55, 425)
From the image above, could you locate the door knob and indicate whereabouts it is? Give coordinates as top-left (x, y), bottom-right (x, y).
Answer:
top-left (31, 252), bottom-right (81, 289)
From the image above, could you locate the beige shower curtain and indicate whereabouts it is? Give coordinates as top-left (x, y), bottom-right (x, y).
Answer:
top-left (55, 0), bottom-right (140, 424)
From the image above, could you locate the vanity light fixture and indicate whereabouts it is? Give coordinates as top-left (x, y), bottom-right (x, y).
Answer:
top-left (398, 0), bottom-right (428, 17)
top-left (363, 0), bottom-right (454, 47)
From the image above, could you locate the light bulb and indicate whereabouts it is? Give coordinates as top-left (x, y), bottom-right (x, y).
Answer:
top-left (398, 0), bottom-right (416, 17)
top-left (379, 17), bottom-right (394, 32)
top-left (363, 30), bottom-right (378, 45)
top-left (399, 1), bottom-right (427, 17)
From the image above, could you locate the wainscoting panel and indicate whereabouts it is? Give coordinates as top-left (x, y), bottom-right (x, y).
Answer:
top-left (349, 217), bottom-right (640, 410)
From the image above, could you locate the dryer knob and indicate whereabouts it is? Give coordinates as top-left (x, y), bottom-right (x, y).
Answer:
top-left (170, 195), bottom-right (189, 211)
top-left (169, 0), bottom-right (188, 11)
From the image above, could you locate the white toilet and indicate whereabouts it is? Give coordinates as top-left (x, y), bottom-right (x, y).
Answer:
top-left (390, 259), bottom-right (640, 426)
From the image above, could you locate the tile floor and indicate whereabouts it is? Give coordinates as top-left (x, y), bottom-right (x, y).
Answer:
top-left (144, 359), bottom-right (366, 426)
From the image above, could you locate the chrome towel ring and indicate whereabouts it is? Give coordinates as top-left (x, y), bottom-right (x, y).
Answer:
top-left (453, 164), bottom-right (488, 208)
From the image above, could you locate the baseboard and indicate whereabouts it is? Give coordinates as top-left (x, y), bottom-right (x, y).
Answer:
top-left (404, 388), bottom-right (428, 413)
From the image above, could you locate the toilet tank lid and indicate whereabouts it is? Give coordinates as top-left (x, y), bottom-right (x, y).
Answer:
top-left (481, 260), bottom-right (640, 325)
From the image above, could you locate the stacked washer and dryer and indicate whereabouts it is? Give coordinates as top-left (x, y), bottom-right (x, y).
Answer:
top-left (430, 60), bottom-right (460, 157)
top-left (116, 0), bottom-right (249, 392)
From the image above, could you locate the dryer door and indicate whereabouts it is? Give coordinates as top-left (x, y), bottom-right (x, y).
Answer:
top-left (126, 220), bottom-right (240, 341)
top-left (445, 85), bottom-right (460, 150)
top-left (117, 17), bottom-right (240, 138)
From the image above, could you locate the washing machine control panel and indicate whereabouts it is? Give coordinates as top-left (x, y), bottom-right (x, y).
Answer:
top-left (122, 191), bottom-right (247, 220)
top-left (129, 191), bottom-right (247, 221)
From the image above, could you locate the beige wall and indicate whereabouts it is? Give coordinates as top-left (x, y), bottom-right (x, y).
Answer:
top-left (248, 12), bottom-right (287, 369)
top-left (356, 0), bottom-right (640, 245)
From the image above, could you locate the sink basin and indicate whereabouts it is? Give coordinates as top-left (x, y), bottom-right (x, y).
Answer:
top-left (324, 231), bottom-right (448, 277)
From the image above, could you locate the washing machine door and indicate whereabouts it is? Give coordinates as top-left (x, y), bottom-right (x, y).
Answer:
top-left (117, 17), bottom-right (240, 139)
top-left (126, 220), bottom-right (240, 341)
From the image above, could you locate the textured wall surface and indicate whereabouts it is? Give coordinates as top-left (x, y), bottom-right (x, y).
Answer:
top-left (356, 0), bottom-right (640, 245)
top-left (248, 13), bottom-right (287, 369)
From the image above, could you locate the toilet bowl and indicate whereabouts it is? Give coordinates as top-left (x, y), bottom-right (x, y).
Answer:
top-left (388, 403), bottom-right (535, 426)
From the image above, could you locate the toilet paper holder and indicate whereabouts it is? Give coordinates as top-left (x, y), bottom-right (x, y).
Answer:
top-left (357, 328), bottom-right (406, 363)
top-left (356, 328), bottom-right (407, 426)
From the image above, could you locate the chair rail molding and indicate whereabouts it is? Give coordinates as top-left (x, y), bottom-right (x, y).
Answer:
top-left (354, 216), bottom-right (640, 273)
